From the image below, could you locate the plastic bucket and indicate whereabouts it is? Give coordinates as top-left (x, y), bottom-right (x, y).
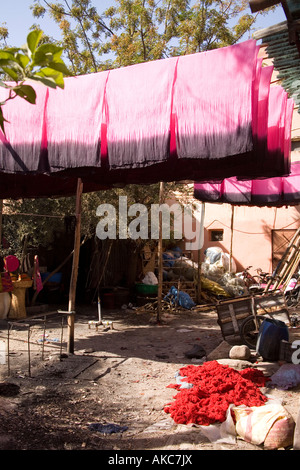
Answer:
top-left (135, 283), bottom-right (158, 295)
top-left (256, 318), bottom-right (289, 361)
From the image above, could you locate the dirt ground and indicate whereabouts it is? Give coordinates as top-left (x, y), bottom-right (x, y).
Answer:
top-left (0, 302), bottom-right (299, 453)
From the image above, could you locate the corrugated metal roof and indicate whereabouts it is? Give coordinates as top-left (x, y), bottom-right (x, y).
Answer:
top-left (262, 29), bottom-right (300, 111)
top-left (252, 0), bottom-right (300, 112)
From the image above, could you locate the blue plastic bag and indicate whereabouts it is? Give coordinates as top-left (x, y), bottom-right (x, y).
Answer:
top-left (164, 286), bottom-right (196, 309)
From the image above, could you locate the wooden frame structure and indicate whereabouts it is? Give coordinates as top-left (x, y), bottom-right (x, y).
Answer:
top-left (67, 178), bottom-right (83, 353)
top-left (249, 0), bottom-right (283, 12)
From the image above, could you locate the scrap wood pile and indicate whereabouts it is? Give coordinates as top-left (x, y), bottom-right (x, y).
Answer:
top-left (265, 226), bottom-right (300, 293)
top-left (133, 298), bottom-right (185, 316)
top-left (133, 296), bottom-right (215, 316)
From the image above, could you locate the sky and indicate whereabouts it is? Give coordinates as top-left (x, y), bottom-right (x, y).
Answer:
top-left (1, 0), bottom-right (287, 47)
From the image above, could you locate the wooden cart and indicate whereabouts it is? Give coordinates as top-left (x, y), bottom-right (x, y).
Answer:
top-left (216, 291), bottom-right (290, 348)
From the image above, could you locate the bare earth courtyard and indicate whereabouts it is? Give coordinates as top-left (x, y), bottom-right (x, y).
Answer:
top-left (0, 303), bottom-right (299, 455)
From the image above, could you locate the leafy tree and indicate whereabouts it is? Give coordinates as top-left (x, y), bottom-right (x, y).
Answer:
top-left (0, 29), bottom-right (70, 132)
top-left (2, 197), bottom-right (75, 259)
top-left (105, 0), bottom-right (259, 66)
top-left (31, 0), bottom-right (115, 74)
top-left (0, 23), bottom-right (9, 46)
top-left (30, 0), bottom-right (271, 70)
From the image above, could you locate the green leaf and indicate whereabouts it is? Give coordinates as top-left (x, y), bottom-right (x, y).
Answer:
top-left (27, 30), bottom-right (43, 55)
top-left (33, 44), bottom-right (64, 66)
top-left (4, 47), bottom-right (20, 54)
top-left (16, 53), bottom-right (30, 70)
top-left (47, 60), bottom-right (70, 75)
top-left (30, 75), bottom-right (58, 89)
top-left (0, 59), bottom-right (15, 67)
top-left (13, 84), bottom-right (36, 104)
top-left (34, 67), bottom-right (65, 88)
top-left (0, 29), bottom-right (68, 128)
top-left (1, 66), bottom-right (19, 81)
top-left (0, 51), bottom-right (15, 61)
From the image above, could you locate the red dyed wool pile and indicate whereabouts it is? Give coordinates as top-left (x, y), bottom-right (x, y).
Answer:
top-left (164, 361), bottom-right (269, 426)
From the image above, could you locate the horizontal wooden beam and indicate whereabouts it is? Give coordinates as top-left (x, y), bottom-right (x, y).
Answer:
top-left (249, 0), bottom-right (282, 13)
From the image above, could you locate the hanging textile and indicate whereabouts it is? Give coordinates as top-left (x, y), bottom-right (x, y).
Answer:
top-left (194, 95), bottom-right (296, 207)
top-left (194, 161), bottom-right (300, 207)
top-left (0, 39), bottom-right (294, 199)
top-left (45, 71), bottom-right (109, 172)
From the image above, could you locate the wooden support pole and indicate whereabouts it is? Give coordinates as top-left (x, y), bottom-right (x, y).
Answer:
top-left (157, 182), bottom-right (164, 323)
top-left (282, 250), bottom-right (300, 290)
top-left (229, 205), bottom-right (234, 273)
top-left (67, 178), bottom-right (83, 354)
top-left (197, 202), bottom-right (205, 304)
top-left (197, 245), bottom-right (202, 304)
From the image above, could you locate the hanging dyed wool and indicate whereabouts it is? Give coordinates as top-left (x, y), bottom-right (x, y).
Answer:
top-left (0, 38), bottom-right (293, 200)
top-left (194, 95), bottom-right (295, 207)
top-left (164, 361), bottom-right (269, 426)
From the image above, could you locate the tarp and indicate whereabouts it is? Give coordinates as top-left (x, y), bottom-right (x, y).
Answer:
top-left (0, 39), bottom-right (293, 199)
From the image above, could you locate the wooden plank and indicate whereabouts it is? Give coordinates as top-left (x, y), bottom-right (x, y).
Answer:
top-left (218, 313), bottom-right (249, 325)
top-left (218, 318), bottom-right (244, 338)
top-left (228, 304), bottom-right (240, 334)
top-left (157, 182), bottom-right (164, 323)
top-left (217, 298), bottom-right (252, 316)
top-left (229, 205), bottom-right (234, 273)
top-left (216, 298), bottom-right (252, 338)
top-left (217, 307), bottom-right (250, 322)
top-left (249, 0), bottom-right (282, 13)
top-left (67, 178), bottom-right (83, 354)
top-left (255, 294), bottom-right (290, 322)
top-left (218, 295), bottom-right (252, 305)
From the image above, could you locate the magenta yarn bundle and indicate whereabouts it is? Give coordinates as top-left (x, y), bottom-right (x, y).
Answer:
top-left (0, 39), bottom-right (293, 198)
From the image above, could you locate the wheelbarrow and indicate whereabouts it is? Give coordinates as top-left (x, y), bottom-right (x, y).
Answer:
top-left (216, 291), bottom-right (290, 349)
